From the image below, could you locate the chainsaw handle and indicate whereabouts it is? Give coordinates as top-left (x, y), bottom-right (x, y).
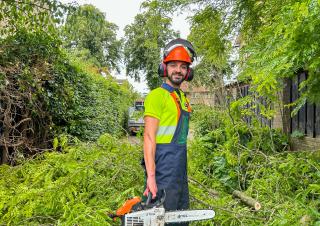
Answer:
top-left (145, 190), bottom-right (166, 208)
top-left (146, 192), bottom-right (152, 206)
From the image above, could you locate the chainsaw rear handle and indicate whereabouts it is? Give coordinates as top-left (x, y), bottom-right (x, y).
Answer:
top-left (146, 192), bottom-right (152, 206)
top-left (145, 190), bottom-right (166, 208)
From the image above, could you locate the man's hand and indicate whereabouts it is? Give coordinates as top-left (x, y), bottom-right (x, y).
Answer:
top-left (143, 175), bottom-right (158, 199)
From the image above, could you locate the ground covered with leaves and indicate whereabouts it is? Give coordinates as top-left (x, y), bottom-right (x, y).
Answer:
top-left (188, 106), bottom-right (320, 225)
top-left (1, 133), bottom-right (319, 225)
top-left (188, 139), bottom-right (320, 225)
top-left (1, 107), bottom-right (320, 225)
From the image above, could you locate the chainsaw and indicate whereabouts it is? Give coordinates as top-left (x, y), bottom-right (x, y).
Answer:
top-left (109, 191), bottom-right (215, 226)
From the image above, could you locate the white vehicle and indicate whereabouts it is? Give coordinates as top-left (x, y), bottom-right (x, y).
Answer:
top-left (128, 100), bottom-right (145, 135)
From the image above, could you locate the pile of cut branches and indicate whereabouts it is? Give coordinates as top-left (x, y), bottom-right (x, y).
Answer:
top-left (0, 134), bottom-right (144, 225)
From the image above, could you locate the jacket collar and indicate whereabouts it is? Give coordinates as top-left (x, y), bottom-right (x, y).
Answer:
top-left (161, 83), bottom-right (179, 93)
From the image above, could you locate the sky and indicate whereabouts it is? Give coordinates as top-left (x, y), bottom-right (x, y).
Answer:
top-left (61, 0), bottom-right (191, 94)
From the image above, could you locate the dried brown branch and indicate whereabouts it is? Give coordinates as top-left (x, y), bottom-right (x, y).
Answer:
top-left (0, 63), bottom-right (52, 164)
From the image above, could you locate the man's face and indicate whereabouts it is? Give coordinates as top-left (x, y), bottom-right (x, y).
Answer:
top-left (166, 61), bottom-right (189, 86)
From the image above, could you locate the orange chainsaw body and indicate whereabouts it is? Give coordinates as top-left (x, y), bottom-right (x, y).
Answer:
top-left (116, 196), bottom-right (141, 216)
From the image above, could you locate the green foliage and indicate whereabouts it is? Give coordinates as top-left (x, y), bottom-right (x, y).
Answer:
top-left (149, 0), bottom-right (233, 88)
top-left (232, 0), bottom-right (296, 42)
top-left (188, 106), bottom-right (320, 225)
top-left (191, 105), bottom-right (224, 138)
top-left (61, 4), bottom-right (122, 72)
top-left (240, 0), bottom-right (320, 106)
top-left (190, 105), bottom-right (289, 192)
top-left (0, 29), bottom-right (65, 163)
top-left (0, 134), bottom-right (144, 225)
top-left (150, 0), bottom-right (233, 88)
top-left (2, 1), bottom-right (320, 225)
top-left (0, 0), bottom-right (72, 36)
top-left (123, 0), bottom-right (178, 89)
top-left (61, 55), bottom-right (135, 140)
top-left (0, 27), bottom-right (135, 163)
top-left (189, 143), bottom-right (320, 225)
top-left (3, 29), bottom-right (132, 141)
top-left (188, 5), bottom-right (231, 86)
top-left (291, 130), bottom-right (305, 139)
top-left (159, 0), bottom-right (320, 114)
top-left (0, 28), bottom-right (61, 66)
top-left (192, 105), bottom-right (288, 154)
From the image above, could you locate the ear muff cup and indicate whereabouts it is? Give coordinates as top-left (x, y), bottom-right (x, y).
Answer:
top-left (158, 62), bottom-right (167, 77)
top-left (185, 67), bottom-right (194, 81)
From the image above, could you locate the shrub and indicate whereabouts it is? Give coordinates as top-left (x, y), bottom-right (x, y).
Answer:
top-left (0, 29), bottom-right (135, 164)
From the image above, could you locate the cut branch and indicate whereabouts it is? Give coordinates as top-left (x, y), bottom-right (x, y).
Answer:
top-left (190, 195), bottom-right (266, 221)
top-left (232, 190), bottom-right (261, 210)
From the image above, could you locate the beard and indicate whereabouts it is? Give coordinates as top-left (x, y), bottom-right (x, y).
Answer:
top-left (168, 73), bottom-right (185, 86)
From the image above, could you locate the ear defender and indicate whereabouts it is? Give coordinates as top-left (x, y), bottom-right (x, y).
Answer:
top-left (184, 67), bottom-right (194, 81)
top-left (158, 62), bottom-right (167, 77)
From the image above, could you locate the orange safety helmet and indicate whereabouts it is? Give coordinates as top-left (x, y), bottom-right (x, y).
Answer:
top-left (163, 45), bottom-right (192, 63)
top-left (158, 38), bottom-right (196, 81)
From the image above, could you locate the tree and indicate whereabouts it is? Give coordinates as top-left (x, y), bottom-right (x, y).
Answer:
top-left (142, 0), bottom-right (233, 88)
top-left (123, 0), bottom-right (178, 89)
top-left (0, 0), bottom-right (71, 164)
top-left (238, 0), bottom-right (320, 106)
top-left (188, 5), bottom-right (231, 88)
top-left (62, 4), bottom-right (122, 73)
top-left (155, 0), bottom-right (320, 110)
top-left (0, 0), bottom-right (71, 36)
top-left (0, 2), bottom-right (134, 164)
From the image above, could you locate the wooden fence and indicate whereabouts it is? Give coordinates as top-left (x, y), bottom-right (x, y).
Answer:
top-left (239, 84), bottom-right (272, 128)
top-left (236, 71), bottom-right (320, 138)
top-left (289, 71), bottom-right (320, 138)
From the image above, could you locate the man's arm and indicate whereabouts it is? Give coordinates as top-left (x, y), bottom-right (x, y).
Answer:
top-left (143, 116), bottom-right (159, 199)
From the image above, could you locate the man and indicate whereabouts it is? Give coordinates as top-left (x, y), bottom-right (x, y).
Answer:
top-left (143, 38), bottom-right (196, 221)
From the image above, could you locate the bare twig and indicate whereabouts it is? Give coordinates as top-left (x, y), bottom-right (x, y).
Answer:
top-left (188, 177), bottom-right (219, 197)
